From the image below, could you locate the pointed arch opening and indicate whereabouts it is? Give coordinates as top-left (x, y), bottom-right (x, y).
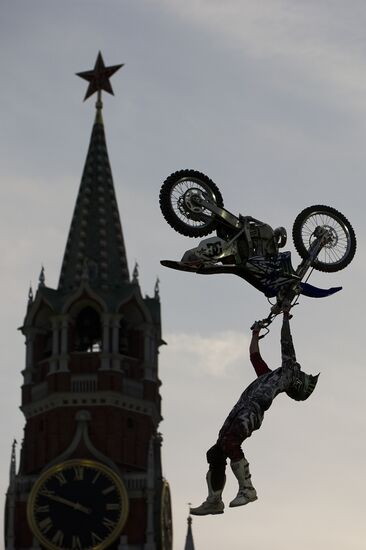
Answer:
top-left (74, 306), bottom-right (102, 353)
top-left (33, 305), bottom-right (53, 360)
top-left (118, 299), bottom-right (147, 360)
top-left (31, 303), bottom-right (54, 383)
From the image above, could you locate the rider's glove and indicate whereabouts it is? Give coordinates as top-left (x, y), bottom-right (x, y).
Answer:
top-left (251, 321), bottom-right (263, 332)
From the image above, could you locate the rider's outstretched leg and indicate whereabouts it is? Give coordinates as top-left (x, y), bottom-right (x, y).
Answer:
top-left (229, 457), bottom-right (258, 507)
top-left (220, 432), bottom-right (258, 508)
top-left (190, 444), bottom-right (226, 516)
top-left (189, 471), bottom-right (226, 516)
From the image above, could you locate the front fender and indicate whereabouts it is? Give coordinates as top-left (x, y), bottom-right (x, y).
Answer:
top-left (300, 282), bottom-right (342, 298)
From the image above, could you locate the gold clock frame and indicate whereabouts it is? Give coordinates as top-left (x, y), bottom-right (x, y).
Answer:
top-left (27, 458), bottom-right (129, 550)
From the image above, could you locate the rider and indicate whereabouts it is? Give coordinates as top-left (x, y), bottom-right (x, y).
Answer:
top-left (190, 312), bottom-right (319, 516)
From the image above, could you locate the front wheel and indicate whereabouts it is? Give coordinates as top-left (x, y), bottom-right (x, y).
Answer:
top-left (292, 205), bottom-right (356, 272)
top-left (159, 169), bottom-right (224, 237)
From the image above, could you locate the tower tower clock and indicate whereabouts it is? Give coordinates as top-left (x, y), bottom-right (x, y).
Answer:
top-left (4, 52), bottom-right (173, 550)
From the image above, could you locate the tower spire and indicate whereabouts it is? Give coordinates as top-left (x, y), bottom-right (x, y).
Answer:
top-left (58, 54), bottom-right (129, 291)
top-left (184, 511), bottom-right (196, 550)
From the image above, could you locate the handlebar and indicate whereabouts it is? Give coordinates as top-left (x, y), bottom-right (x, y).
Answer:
top-left (251, 302), bottom-right (298, 339)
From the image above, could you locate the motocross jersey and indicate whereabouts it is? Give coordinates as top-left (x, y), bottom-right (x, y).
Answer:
top-left (218, 356), bottom-right (297, 441)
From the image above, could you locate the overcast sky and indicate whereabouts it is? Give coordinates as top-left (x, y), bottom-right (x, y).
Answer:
top-left (1, 1), bottom-right (365, 549)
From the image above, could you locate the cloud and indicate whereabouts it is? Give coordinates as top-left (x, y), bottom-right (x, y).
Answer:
top-left (157, 0), bottom-right (366, 113)
top-left (163, 330), bottom-right (249, 377)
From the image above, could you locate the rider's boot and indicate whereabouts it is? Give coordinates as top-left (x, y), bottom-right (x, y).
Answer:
top-left (229, 458), bottom-right (258, 507)
top-left (160, 247), bottom-right (208, 272)
top-left (271, 288), bottom-right (295, 315)
top-left (160, 258), bottom-right (204, 272)
top-left (190, 472), bottom-right (225, 516)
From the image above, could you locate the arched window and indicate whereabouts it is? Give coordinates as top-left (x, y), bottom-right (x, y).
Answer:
top-left (74, 306), bottom-right (102, 352)
top-left (118, 301), bottom-right (145, 359)
top-left (119, 319), bottom-right (129, 354)
top-left (33, 305), bottom-right (53, 362)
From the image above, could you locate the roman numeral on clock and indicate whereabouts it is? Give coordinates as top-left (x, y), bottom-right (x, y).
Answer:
top-left (55, 472), bottom-right (67, 485)
top-left (91, 532), bottom-right (103, 544)
top-left (103, 517), bottom-right (116, 530)
top-left (102, 485), bottom-right (115, 495)
top-left (92, 471), bottom-right (101, 484)
top-left (71, 535), bottom-right (83, 549)
top-left (35, 504), bottom-right (50, 514)
top-left (39, 517), bottom-right (53, 534)
top-left (39, 487), bottom-right (55, 497)
top-left (73, 465), bottom-right (84, 480)
top-left (106, 503), bottom-right (120, 511)
top-left (51, 530), bottom-right (64, 545)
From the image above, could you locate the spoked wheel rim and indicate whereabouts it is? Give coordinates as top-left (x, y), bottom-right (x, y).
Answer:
top-left (170, 177), bottom-right (217, 231)
top-left (300, 210), bottom-right (352, 267)
top-left (160, 169), bottom-right (224, 238)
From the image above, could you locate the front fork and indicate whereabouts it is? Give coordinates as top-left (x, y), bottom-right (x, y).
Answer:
top-left (266, 227), bottom-right (332, 324)
top-left (295, 226), bottom-right (330, 279)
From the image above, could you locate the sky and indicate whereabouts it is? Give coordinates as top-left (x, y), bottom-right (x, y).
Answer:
top-left (0, 1), bottom-right (365, 548)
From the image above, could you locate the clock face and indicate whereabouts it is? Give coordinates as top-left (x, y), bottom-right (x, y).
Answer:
top-left (161, 480), bottom-right (173, 550)
top-left (27, 459), bottom-right (129, 550)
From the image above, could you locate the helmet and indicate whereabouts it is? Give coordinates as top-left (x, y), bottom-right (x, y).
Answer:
top-left (274, 226), bottom-right (287, 248)
top-left (286, 371), bottom-right (319, 401)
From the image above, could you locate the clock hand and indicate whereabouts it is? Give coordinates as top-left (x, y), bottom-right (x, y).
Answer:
top-left (43, 493), bottom-right (91, 514)
top-left (73, 501), bottom-right (92, 514)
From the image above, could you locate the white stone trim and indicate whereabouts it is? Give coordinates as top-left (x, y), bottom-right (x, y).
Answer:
top-left (21, 390), bottom-right (161, 425)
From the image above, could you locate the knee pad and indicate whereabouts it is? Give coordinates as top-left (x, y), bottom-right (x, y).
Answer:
top-left (206, 444), bottom-right (227, 468)
top-left (206, 444), bottom-right (227, 491)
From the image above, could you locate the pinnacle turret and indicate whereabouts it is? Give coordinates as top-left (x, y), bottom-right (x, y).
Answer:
top-left (9, 439), bottom-right (17, 487)
top-left (27, 285), bottom-right (33, 307)
top-left (132, 261), bottom-right (139, 285)
top-left (38, 265), bottom-right (45, 288)
top-left (154, 277), bottom-right (160, 299)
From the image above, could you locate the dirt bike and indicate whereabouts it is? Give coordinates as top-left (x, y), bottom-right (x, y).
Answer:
top-left (159, 169), bottom-right (356, 328)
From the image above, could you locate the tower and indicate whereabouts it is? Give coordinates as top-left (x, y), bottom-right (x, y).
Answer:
top-left (4, 53), bottom-right (173, 550)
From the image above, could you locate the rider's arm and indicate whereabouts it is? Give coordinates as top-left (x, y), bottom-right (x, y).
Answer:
top-left (281, 312), bottom-right (297, 366)
top-left (250, 327), bottom-right (271, 376)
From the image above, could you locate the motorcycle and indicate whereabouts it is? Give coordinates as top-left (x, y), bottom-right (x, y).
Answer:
top-left (159, 169), bottom-right (356, 327)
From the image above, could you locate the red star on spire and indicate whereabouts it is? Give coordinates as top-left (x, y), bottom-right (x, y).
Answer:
top-left (76, 51), bottom-right (124, 101)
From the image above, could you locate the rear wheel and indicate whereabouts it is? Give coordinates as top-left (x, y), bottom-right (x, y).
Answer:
top-left (159, 169), bottom-right (224, 237)
top-left (292, 205), bottom-right (356, 272)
